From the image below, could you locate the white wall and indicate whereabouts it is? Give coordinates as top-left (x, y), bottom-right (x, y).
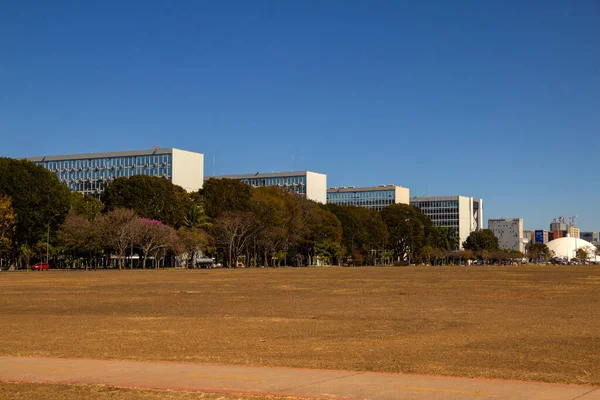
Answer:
top-left (489, 219), bottom-right (523, 252)
top-left (171, 149), bottom-right (204, 192)
top-left (306, 172), bottom-right (327, 203)
top-left (394, 186), bottom-right (410, 204)
top-left (458, 196), bottom-right (473, 249)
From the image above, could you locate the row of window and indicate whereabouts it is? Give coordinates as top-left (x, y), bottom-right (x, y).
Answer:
top-left (55, 167), bottom-right (172, 181)
top-left (328, 198), bottom-right (396, 207)
top-left (411, 200), bottom-right (459, 208)
top-left (241, 176), bottom-right (307, 187)
top-left (328, 190), bottom-right (395, 200)
top-left (38, 154), bottom-right (172, 171)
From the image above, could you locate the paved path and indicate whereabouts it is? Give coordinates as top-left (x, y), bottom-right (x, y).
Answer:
top-left (0, 356), bottom-right (598, 400)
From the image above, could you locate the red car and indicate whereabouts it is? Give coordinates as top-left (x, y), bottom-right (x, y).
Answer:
top-left (31, 262), bottom-right (50, 271)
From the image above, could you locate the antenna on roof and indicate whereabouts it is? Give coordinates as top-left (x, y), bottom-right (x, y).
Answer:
top-left (152, 145), bottom-right (160, 154)
top-left (291, 153), bottom-right (294, 171)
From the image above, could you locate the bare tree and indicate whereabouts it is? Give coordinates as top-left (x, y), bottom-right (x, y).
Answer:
top-left (177, 227), bottom-right (209, 268)
top-left (131, 218), bottom-right (176, 269)
top-left (211, 211), bottom-right (256, 268)
top-left (98, 209), bottom-right (138, 270)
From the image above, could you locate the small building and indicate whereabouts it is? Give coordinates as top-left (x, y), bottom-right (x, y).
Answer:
top-left (326, 184), bottom-right (410, 211)
top-left (534, 230), bottom-right (550, 244)
top-left (27, 148), bottom-right (204, 195)
top-left (488, 218), bottom-right (524, 252)
top-left (207, 171), bottom-right (327, 203)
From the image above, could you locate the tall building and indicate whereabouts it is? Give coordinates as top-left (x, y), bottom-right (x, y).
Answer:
top-left (488, 218), bottom-right (524, 252)
top-left (27, 148), bottom-right (204, 195)
top-left (326, 185), bottom-right (410, 211)
top-left (580, 232), bottom-right (598, 243)
top-left (410, 196), bottom-right (483, 248)
top-left (207, 171), bottom-right (327, 203)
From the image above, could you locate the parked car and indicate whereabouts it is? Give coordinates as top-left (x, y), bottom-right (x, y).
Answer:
top-left (31, 262), bottom-right (50, 271)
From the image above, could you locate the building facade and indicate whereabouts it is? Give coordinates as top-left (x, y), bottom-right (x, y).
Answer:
top-left (27, 148), bottom-right (204, 195)
top-left (580, 232), bottom-right (598, 243)
top-left (326, 185), bottom-right (410, 211)
top-left (567, 226), bottom-right (580, 239)
top-left (488, 218), bottom-right (524, 252)
top-left (410, 196), bottom-right (483, 248)
top-left (207, 171), bottom-right (327, 203)
top-left (534, 230), bottom-right (550, 244)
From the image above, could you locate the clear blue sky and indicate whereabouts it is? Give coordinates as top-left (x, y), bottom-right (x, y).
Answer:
top-left (1, 1), bottom-right (599, 232)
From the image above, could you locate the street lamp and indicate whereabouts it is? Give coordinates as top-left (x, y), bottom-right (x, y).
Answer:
top-left (47, 214), bottom-right (60, 264)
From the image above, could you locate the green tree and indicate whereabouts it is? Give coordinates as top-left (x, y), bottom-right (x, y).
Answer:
top-left (0, 195), bottom-right (16, 258)
top-left (69, 192), bottom-right (104, 220)
top-left (251, 187), bottom-right (299, 266)
top-left (462, 229), bottom-right (499, 252)
top-left (575, 248), bottom-right (588, 262)
top-left (432, 226), bottom-right (460, 251)
top-left (298, 203), bottom-right (343, 266)
top-left (58, 214), bottom-right (102, 269)
top-left (528, 243), bottom-right (551, 262)
top-left (380, 204), bottom-right (433, 264)
top-left (327, 204), bottom-right (387, 265)
top-left (0, 158), bottom-right (71, 256)
top-left (201, 178), bottom-right (252, 219)
top-left (101, 175), bottom-right (192, 227)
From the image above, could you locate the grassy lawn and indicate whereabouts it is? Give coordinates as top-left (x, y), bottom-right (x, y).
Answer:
top-left (0, 266), bottom-right (598, 387)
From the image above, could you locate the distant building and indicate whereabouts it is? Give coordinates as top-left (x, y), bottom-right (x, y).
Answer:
top-left (534, 230), bottom-right (550, 244)
top-left (27, 148), bottom-right (204, 195)
top-left (410, 196), bottom-right (483, 248)
top-left (580, 232), bottom-right (599, 243)
top-left (207, 171), bottom-right (327, 203)
top-left (326, 185), bottom-right (410, 211)
top-left (489, 218), bottom-right (525, 252)
top-left (568, 226), bottom-right (580, 239)
top-left (550, 217), bottom-right (568, 232)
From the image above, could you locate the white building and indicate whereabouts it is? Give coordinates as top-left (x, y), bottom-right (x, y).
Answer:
top-left (488, 218), bottom-right (524, 252)
top-left (327, 185), bottom-right (410, 211)
top-left (410, 196), bottom-right (483, 249)
top-left (207, 171), bottom-right (327, 203)
top-left (27, 148), bottom-right (204, 195)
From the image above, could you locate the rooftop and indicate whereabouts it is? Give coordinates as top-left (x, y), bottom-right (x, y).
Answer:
top-left (26, 148), bottom-right (181, 162)
top-left (206, 171), bottom-right (323, 180)
top-left (327, 185), bottom-right (403, 193)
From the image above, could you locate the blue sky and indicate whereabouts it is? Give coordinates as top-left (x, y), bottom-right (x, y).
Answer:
top-left (1, 1), bottom-right (599, 231)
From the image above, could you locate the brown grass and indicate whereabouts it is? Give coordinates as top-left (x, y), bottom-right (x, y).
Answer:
top-left (0, 266), bottom-right (599, 386)
top-left (0, 381), bottom-right (308, 400)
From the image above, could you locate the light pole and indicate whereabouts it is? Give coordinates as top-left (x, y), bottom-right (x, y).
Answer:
top-left (47, 214), bottom-right (60, 264)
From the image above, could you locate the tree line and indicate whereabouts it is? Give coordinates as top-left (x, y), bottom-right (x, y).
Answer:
top-left (0, 158), bottom-right (558, 269)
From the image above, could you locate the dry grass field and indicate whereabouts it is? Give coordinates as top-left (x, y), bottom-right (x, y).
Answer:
top-left (0, 266), bottom-right (599, 389)
top-left (0, 381), bottom-right (308, 400)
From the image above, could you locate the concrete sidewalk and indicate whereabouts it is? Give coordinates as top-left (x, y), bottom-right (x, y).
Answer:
top-left (0, 356), bottom-right (598, 400)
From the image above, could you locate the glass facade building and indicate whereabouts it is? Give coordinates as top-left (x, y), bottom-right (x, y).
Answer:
top-left (327, 185), bottom-right (409, 211)
top-left (410, 199), bottom-right (460, 234)
top-left (410, 196), bottom-right (483, 248)
top-left (27, 148), bottom-right (204, 195)
top-left (208, 171), bottom-right (327, 203)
